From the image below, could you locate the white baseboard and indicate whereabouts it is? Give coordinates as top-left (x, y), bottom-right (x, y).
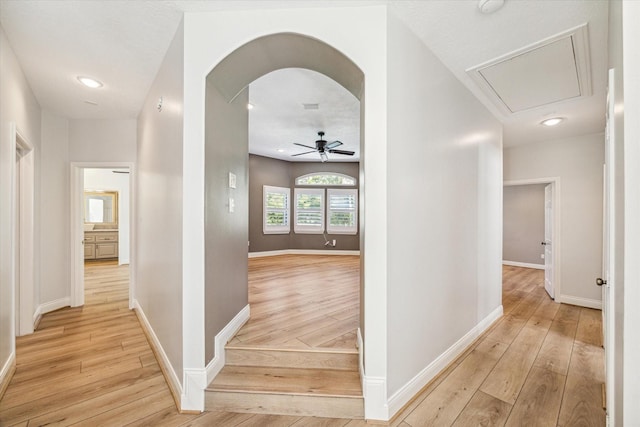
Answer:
top-left (133, 300), bottom-right (183, 410)
top-left (502, 260), bottom-right (545, 270)
top-left (206, 304), bottom-right (250, 384)
top-left (179, 304), bottom-right (251, 413)
top-left (249, 249), bottom-right (360, 258)
top-left (386, 305), bottom-right (504, 419)
top-left (364, 375), bottom-right (389, 421)
top-left (357, 328), bottom-right (364, 392)
top-left (0, 352), bottom-right (16, 399)
top-left (558, 295), bottom-right (602, 310)
top-left (34, 297), bottom-right (71, 324)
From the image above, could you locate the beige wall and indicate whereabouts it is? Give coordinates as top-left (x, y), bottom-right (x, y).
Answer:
top-left (248, 154), bottom-right (360, 253)
top-left (504, 133), bottom-right (604, 306)
top-left (203, 82), bottom-right (249, 364)
top-left (503, 184), bottom-right (545, 265)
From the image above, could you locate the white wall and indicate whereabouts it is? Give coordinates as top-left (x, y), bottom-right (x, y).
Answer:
top-left (69, 119), bottom-right (137, 162)
top-left (0, 24), bottom-right (41, 380)
top-left (136, 19), bottom-right (184, 389)
top-left (385, 9), bottom-right (502, 405)
top-left (39, 111), bottom-right (69, 304)
top-left (504, 133), bottom-right (604, 306)
top-left (84, 169), bottom-right (130, 264)
top-left (37, 116), bottom-right (136, 308)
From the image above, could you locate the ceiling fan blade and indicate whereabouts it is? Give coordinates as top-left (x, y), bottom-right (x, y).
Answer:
top-left (326, 140), bottom-right (343, 149)
top-left (328, 149), bottom-right (355, 156)
top-left (292, 150), bottom-right (317, 156)
top-left (294, 143), bottom-right (317, 150)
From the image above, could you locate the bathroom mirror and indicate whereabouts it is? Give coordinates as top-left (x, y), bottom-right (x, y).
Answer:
top-left (84, 190), bottom-right (118, 225)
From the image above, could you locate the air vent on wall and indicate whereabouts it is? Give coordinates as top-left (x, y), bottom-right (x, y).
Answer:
top-left (466, 24), bottom-right (592, 115)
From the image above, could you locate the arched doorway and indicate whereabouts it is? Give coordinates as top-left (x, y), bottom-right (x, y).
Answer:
top-left (202, 33), bottom-right (365, 418)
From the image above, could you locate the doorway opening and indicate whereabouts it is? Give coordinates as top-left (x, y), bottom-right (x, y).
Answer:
top-left (503, 178), bottom-right (561, 303)
top-left (202, 33), bottom-right (365, 415)
top-left (70, 163), bottom-right (135, 309)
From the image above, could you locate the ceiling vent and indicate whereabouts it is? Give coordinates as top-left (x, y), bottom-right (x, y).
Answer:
top-left (303, 103), bottom-right (319, 110)
top-left (466, 24), bottom-right (592, 115)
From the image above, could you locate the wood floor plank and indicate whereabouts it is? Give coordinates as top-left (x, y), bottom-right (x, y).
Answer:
top-left (484, 315), bottom-right (527, 345)
top-left (575, 308), bottom-right (603, 346)
top-left (504, 367), bottom-right (566, 427)
top-left (480, 346), bottom-right (538, 405)
top-left (557, 370), bottom-right (606, 427)
top-left (569, 342), bottom-right (605, 383)
top-left (25, 375), bottom-right (167, 426)
top-left (533, 329), bottom-right (574, 375)
top-left (403, 339), bottom-right (508, 426)
top-left (235, 413), bottom-right (302, 427)
top-left (73, 389), bottom-right (176, 427)
top-left (451, 390), bottom-right (512, 427)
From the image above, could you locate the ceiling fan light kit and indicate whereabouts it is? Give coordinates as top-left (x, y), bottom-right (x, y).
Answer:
top-left (292, 131), bottom-right (355, 162)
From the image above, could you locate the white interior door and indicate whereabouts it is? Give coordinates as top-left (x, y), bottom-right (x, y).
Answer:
top-left (543, 184), bottom-right (554, 299)
top-left (601, 68), bottom-right (616, 423)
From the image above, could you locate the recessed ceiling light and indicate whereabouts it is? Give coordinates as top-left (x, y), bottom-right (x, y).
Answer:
top-left (540, 117), bottom-right (565, 127)
top-left (247, 103), bottom-right (254, 110)
top-left (77, 76), bottom-right (103, 88)
top-left (277, 149), bottom-right (285, 153)
top-left (478, 0), bottom-right (505, 14)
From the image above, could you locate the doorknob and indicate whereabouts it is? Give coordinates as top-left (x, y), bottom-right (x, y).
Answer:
top-left (596, 278), bottom-right (607, 286)
top-left (541, 241), bottom-right (548, 245)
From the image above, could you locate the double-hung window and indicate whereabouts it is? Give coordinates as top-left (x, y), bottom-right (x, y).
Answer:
top-left (263, 185), bottom-right (290, 234)
top-left (327, 189), bottom-right (358, 235)
top-left (294, 188), bottom-right (324, 234)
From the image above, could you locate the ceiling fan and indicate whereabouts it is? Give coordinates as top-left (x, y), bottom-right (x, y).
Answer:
top-left (292, 131), bottom-right (354, 162)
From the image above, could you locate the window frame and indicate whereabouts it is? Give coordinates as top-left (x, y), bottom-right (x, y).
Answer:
top-left (293, 188), bottom-right (325, 234)
top-left (326, 188), bottom-right (358, 235)
top-left (263, 185), bottom-right (290, 234)
top-left (295, 172), bottom-right (357, 187)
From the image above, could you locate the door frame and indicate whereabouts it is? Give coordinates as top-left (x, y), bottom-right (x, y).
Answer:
top-left (11, 123), bottom-right (35, 336)
top-left (504, 177), bottom-right (562, 302)
top-left (70, 162), bottom-right (136, 309)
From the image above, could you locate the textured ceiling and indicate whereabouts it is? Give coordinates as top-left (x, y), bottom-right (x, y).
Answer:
top-left (0, 0), bottom-right (609, 151)
top-left (248, 69), bottom-right (360, 162)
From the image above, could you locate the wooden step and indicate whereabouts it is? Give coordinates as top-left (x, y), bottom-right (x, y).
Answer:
top-left (225, 346), bottom-right (358, 371)
top-left (205, 365), bottom-right (364, 419)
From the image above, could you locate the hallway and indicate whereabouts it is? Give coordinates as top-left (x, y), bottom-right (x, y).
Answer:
top-left (0, 263), bottom-right (604, 426)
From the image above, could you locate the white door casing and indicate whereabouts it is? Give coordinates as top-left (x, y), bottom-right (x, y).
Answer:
top-left (504, 178), bottom-right (561, 304)
top-left (12, 124), bottom-right (35, 336)
top-left (544, 183), bottom-right (554, 299)
top-left (70, 162), bottom-right (136, 310)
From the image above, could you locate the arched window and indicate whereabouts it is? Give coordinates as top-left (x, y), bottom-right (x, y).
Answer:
top-left (295, 173), bottom-right (356, 186)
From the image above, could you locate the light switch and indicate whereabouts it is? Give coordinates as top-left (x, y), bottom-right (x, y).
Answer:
top-left (228, 172), bottom-right (236, 189)
top-left (229, 198), bottom-right (235, 213)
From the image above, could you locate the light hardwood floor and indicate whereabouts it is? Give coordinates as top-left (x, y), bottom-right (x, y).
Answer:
top-left (229, 254), bottom-right (360, 352)
top-left (0, 260), bottom-right (604, 426)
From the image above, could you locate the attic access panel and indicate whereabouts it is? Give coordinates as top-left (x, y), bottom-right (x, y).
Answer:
top-left (467, 24), bottom-right (592, 115)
